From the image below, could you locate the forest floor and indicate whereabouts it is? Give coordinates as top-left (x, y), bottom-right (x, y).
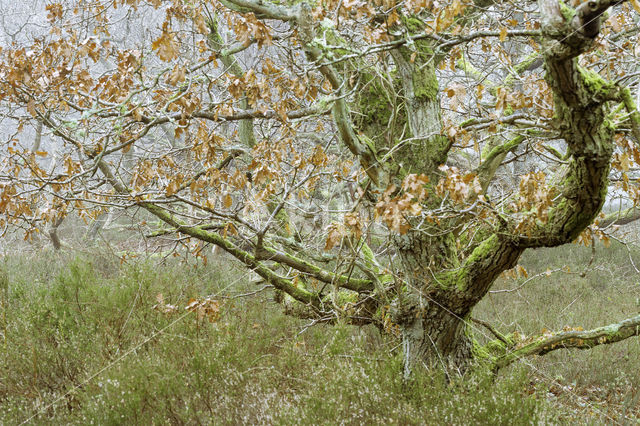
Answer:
top-left (0, 240), bottom-right (639, 424)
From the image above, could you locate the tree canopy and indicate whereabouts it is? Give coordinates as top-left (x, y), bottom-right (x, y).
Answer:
top-left (1, 0), bottom-right (640, 375)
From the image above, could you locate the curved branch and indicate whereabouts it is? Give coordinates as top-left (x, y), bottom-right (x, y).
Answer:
top-left (494, 314), bottom-right (640, 370)
top-left (510, 0), bottom-right (623, 247)
top-left (599, 206), bottom-right (640, 227)
top-left (255, 246), bottom-right (375, 292)
top-left (94, 159), bottom-right (320, 306)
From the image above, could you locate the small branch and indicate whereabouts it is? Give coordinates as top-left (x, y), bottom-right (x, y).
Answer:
top-left (489, 267), bottom-right (564, 294)
top-left (618, 85), bottom-right (640, 144)
top-left (471, 317), bottom-right (511, 345)
top-left (221, 285), bottom-right (273, 300)
top-left (146, 223), bottom-right (223, 238)
top-left (436, 29), bottom-right (540, 51)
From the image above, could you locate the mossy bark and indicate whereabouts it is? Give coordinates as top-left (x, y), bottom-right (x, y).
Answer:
top-left (390, 45), bottom-right (449, 177)
top-left (387, 4), bottom-right (618, 375)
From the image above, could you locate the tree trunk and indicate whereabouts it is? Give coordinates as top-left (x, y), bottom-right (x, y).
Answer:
top-left (392, 229), bottom-right (522, 376)
top-left (85, 211), bottom-right (110, 242)
top-left (402, 304), bottom-right (473, 378)
top-left (48, 217), bottom-right (64, 250)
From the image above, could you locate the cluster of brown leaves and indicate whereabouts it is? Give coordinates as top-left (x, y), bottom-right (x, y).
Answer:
top-left (576, 225), bottom-right (611, 248)
top-left (511, 171), bottom-right (556, 234)
top-left (435, 165), bottom-right (482, 204)
top-left (153, 293), bottom-right (221, 323)
top-left (500, 264), bottom-right (529, 280)
top-left (324, 221), bottom-right (347, 251)
top-left (185, 297), bottom-right (221, 323)
top-left (323, 210), bottom-right (368, 251)
top-left (375, 174), bottom-right (429, 234)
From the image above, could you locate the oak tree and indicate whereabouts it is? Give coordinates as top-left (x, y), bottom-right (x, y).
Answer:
top-left (1, 0), bottom-right (640, 375)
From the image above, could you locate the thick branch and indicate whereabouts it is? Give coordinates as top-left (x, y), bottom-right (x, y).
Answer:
top-left (95, 160), bottom-right (319, 307)
top-left (255, 246), bottom-right (375, 292)
top-left (494, 314), bottom-right (640, 370)
top-left (510, 0), bottom-right (621, 247)
top-left (599, 206), bottom-right (640, 227)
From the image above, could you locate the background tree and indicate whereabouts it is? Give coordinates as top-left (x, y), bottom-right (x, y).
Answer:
top-left (1, 0), bottom-right (640, 376)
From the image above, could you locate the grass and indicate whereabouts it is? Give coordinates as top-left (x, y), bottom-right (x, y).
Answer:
top-left (0, 240), bottom-right (638, 424)
top-left (476, 240), bottom-right (640, 422)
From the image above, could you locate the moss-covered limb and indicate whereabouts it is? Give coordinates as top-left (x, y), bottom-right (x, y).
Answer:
top-left (142, 202), bottom-right (319, 305)
top-left (461, 112), bottom-right (532, 132)
top-left (508, 51), bottom-right (543, 79)
top-left (97, 161), bottom-right (129, 194)
top-left (268, 234), bottom-right (390, 287)
top-left (146, 223), bottom-right (223, 238)
top-left (263, 199), bottom-right (294, 238)
top-left (456, 49), bottom-right (541, 104)
top-left (540, 143), bottom-right (566, 160)
top-left (435, 234), bottom-right (523, 309)
top-left (515, 152), bottom-right (612, 248)
top-left (206, 17), bottom-right (244, 76)
top-left (219, 0), bottom-right (298, 21)
top-left (475, 135), bottom-right (524, 193)
top-left (359, 240), bottom-right (393, 285)
top-left (493, 314), bottom-right (640, 371)
top-left (255, 246), bottom-right (374, 292)
top-left (293, 6), bottom-right (384, 186)
top-left (509, 4), bottom-right (616, 248)
top-left (468, 50), bottom-right (543, 97)
top-left (97, 157), bottom-right (318, 306)
top-left (456, 56), bottom-right (483, 81)
top-left (206, 17), bottom-right (257, 149)
top-left (618, 86), bottom-right (640, 144)
top-left (271, 234), bottom-right (335, 262)
top-left (599, 206), bottom-right (640, 227)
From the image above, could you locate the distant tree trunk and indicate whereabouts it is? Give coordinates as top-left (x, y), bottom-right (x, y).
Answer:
top-left (32, 120), bottom-right (66, 251)
top-left (48, 217), bottom-right (64, 251)
top-left (85, 211), bottom-right (111, 242)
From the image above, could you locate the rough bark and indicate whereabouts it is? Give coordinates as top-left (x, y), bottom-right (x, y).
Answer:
top-left (392, 0), bottom-right (623, 375)
top-left (401, 305), bottom-right (472, 378)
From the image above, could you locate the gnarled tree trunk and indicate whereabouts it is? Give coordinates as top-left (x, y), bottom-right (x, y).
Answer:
top-left (385, 0), bottom-right (620, 375)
